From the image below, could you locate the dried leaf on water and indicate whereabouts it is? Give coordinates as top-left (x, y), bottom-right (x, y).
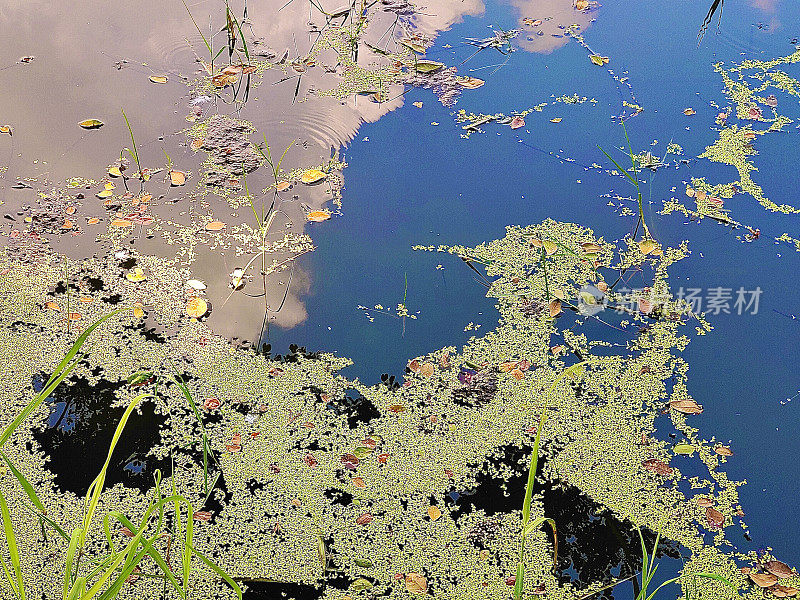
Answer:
top-left (714, 445), bottom-right (733, 457)
top-left (79, 119), bottom-right (104, 129)
top-left (111, 219), bottom-right (132, 228)
top-left (706, 506), bottom-right (724, 528)
top-left (45, 301), bottom-right (60, 311)
top-left (186, 297), bottom-right (208, 318)
top-left (765, 560), bottom-right (795, 579)
top-left (125, 267), bottom-right (146, 282)
top-left (405, 573), bottom-right (428, 594)
top-left (669, 398), bottom-right (703, 414)
top-left (132, 302), bottom-right (145, 318)
top-left (683, 108), bottom-right (696, 116)
top-left (641, 458), bottom-right (672, 476)
top-left (749, 572), bottom-right (778, 588)
top-left (673, 443), bottom-right (694, 455)
top-left (149, 75), bottom-right (168, 84)
top-left (510, 116), bottom-right (525, 129)
top-left (549, 299), bottom-right (562, 317)
top-left (205, 221), bottom-right (226, 231)
top-left (307, 210), bottom-right (331, 222)
top-left (0, 125), bottom-right (12, 136)
top-left (589, 55), bottom-right (609, 66)
top-left (456, 76), bottom-right (485, 89)
top-left (170, 170), bottom-right (187, 186)
top-left (696, 497), bottom-right (714, 507)
top-left (186, 279), bottom-right (206, 291)
top-left (414, 60), bottom-right (444, 73)
top-left (356, 513), bottom-right (373, 525)
top-left (639, 238), bottom-right (658, 255)
top-left (420, 362), bottom-right (435, 378)
top-left (275, 180), bottom-right (291, 192)
top-left (301, 169), bottom-right (327, 184)
top-left (772, 584), bottom-right (798, 597)
top-left (427, 506), bottom-right (442, 521)
top-left (352, 477), bottom-right (366, 488)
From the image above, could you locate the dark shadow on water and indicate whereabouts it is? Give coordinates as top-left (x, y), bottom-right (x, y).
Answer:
top-left (461, 445), bottom-right (682, 599)
top-left (31, 371), bottom-right (168, 495)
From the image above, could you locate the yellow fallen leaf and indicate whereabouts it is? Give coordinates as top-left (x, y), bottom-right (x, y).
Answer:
top-left (412, 101), bottom-right (423, 108)
top-left (125, 268), bottom-right (146, 282)
top-left (149, 75), bottom-right (168, 84)
top-left (427, 506), bottom-right (441, 521)
top-left (276, 180), bottom-right (291, 192)
top-left (186, 297), bottom-right (208, 318)
top-left (638, 239), bottom-right (658, 255)
top-left (170, 170), bottom-right (187, 186)
top-left (550, 117), bottom-right (563, 123)
top-left (405, 573), bottom-right (428, 594)
top-left (456, 76), bottom-right (485, 89)
top-left (111, 219), bottom-right (132, 228)
top-left (206, 221), bottom-right (226, 231)
top-left (683, 108), bottom-right (696, 116)
top-left (589, 55), bottom-right (609, 66)
top-left (79, 119), bottom-right (104, 129)
top-left (133, 303), bottom-right (145, 318)
top-left (542, 239), bottom-right (558, 255)
top-left (575, 0), bottom-right (589, 9)
top-left (96, 189), bottom-right (113, 199)
top-left (0, 125), bottom-right (12, 136)
top-left (307, 210), bottom-right (331, 222)
top-left (108, 166), bottom-right (122, 177)
top-left (301, 169), bottom-right (327, 184)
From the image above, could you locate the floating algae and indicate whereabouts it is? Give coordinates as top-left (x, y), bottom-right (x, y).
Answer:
top-left (0, 217), bottom-right (794, 599)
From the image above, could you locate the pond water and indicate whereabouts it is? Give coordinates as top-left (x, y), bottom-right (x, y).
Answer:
top-left (2, 0), bottom-right (800, 598)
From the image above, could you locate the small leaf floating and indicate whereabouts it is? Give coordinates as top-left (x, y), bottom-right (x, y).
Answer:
top-left (169, 170), bottom-right (187, 186)
top-left (108, 166), bottom-right (122, 177)
top-left (79, 119), bottom-right (104, 129)
top-left (132, 302), bottom-right (145, 318)
top-left (772, 584), bottom-right (798, 597)
top-left (301, 169), bottom-right (327, 184)
top-left (307, 210), bottom-right (331, 222)
top-left (414, 60), bottom-right (444, 73)
top-left (749, 573), bottom-right (778, 588)
top-left (186, 297), bottom-right (208, 318)
top-left (96, 189), bottom-right (113, 199)
top-left (186, 279), bottom-right (206, 291)
top-left (205, 221), bottom-right (226, 231)
top-left (683, 108), bottom-right (696, 116)
top-left (341, 453), bottom-right (359, 469)
top-left (641, 458), bottom-right (672, 476)
top-left (193, 511), bottom-right (212, 522)
top-left (542, 239), bottom-right (558, 255)
top-left (510, 116), bottom-right (525, 129)
top-left (589, 55), bottom-right (609, 66)
top-left (125, 267), bottom-right (146, 282)
top-left (190, 138), bottom-right (204, 151)
top-left (405, 573), bottom-right (428, 594)
top-left (203, 397), bottom-right (221, 410)
top-left (0, 125), bottom-right (12, 136)
top-left (696, 497), bottom-right (714, 507)
top-left (275, 180), bottom-right (291, 192)
top-left (705, 506), bottom-right (724, 528)
top-left (420, 362), bottom-right (435, 378)
top-left (639, 238), bottom-right (658, 255)
top-left (111, 219), bottom-right (132, 228)
top-left (45, 301), bottom-right (60, 311)
top-left (669, 398), bottom-right (703, 414)
top-left (149, 75), bottom-right (168, 84)
top-left (350, 578), bottom-right (373, 591)
top-left (765, 560), bottom-right (795, 579)
top-left (674, 443), bottom-right (694, 455)
top-left (714, 445), bottom-right (733, 457)
top-left (550, 117), bottom-right (562, 123)
top-left (427, 506), bottom-right (442, 521)
top-left (456, 76), bottom-right (484, 89)
top-left (356, 513), bottom-right (373, 525)
top-left (354, 558), bottom-right (372, 568)
top-left (352, 477), bottom-right (366, 488)
top-left (549, 299), bottom-right (562, 318)
top-left (575, 0), bottom-right (589, 9)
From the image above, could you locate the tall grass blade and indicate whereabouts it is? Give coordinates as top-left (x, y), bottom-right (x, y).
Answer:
top-left (0, 488), bottom-right (25, 600)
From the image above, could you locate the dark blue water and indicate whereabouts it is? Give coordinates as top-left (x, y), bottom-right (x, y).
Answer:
top-left (264, 0), bottom-right (800, 575)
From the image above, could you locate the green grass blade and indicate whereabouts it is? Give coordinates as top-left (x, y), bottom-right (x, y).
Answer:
top-left (0, 309), bottom-right (122, 449)
top-left (63, 528), bottom-right (82, 600)
top-left (80, 393), bottom-right (151, 547)
top-left (0, 488), bottom-right (25, 600)
top-left (598, 146), bottom-right (639, 187)
top-left (189, 544), bottom-right (243, 599)
top-left (180, 0), bottom-right (213, 56)
top-left (65, 577), bottom-right (84, 600)
top-left (522, 516), bottom-right (557, 567)
top-left (521, 413), bottom-right (547, 525)
top-left (0, 451), bottom-right (45, 513)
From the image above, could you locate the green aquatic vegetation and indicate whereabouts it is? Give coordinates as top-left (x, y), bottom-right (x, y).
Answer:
top-left (0, 219), bottom-right (795, 599)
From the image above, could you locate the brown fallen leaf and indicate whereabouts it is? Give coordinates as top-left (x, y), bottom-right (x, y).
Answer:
top-left (170, 170), bottom-right (187, 186)
top-left (765, 560), bottom-right (795, 579)
top-left (706, 506), bottom-right (724, 529)
top-left (352, 477), bottom-right (366, 488)
top-left (405, 573), bottom-right (428, 594)
top-left (420, 362), bottom-right (435, 378)
top-left (356, 513), bottom-right (373, 525)
top-left (714, 446), bottom-right (733, 457)
top-left (510, 116), bottom-right (525, 129)
top-left (45, 301), bottom-right (60, 311)
top-left (307, 210), bottom-right (331, 222)
top-left (683, 108), bottom-right (696, 116)
top-left (111, 219), bottom-right (132, 228)
top-left (549, 299), bottom-right (562, 317)
top-left (641, 458), bottom-right (672, 476)
top-left (696, 497), bottom-right (714, 507)
top-left (669, 399), bottom-right (703, 414)
top-left (749, 572), bottom-right (778, 588)
top-left (87, 217), bottom-right (100, 225)
top-left (772, 584), bottom-right (798, 598)
top-left (205, 221), bottom-right (226, 231)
